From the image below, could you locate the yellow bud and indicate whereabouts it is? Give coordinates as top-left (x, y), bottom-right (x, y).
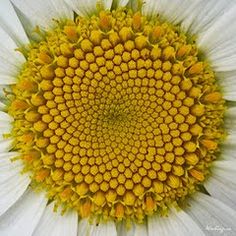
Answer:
top-left (80, 200), bottom-right (91, 218)
top-left (189, 87), bottom-right (202, 98)
top-left (60, 43), bottom-right (73, 57)
top-left (152, 26), bottom-right (163, 40)
top-left (150, 47), bottom-right (161, 60)
top-left (119, 27), bottom-right (132, 42)
top-left (167, 175), bottom-right (180, 188)
top-left (189, 62), bottom-right (203, 74)
top-left (33, 121), bottom-right (47, 132)
top-left (106, 190), bottom-right (117, 203)
top-left (52, 169), bottom-right (64, 181)
top-left (172, 165), bottom-right (184, 176)
top-left (115, 203), bottom-right (124, 219)
top-left (145, 196), bottom-right (155, 213)
top-left (80, 39), bottom-right (93, 52)
top-left (135, 35), bottom-right (147, 50)
top-left (38, 51), bottom-right (52, 64)
top-left (109, 32), bottom-right (120, 46)
top-left (74, 48), bottom-right (84, 60)
top-left (189, 169), bottom-right (205, 181)
top-left (153, 181), bottom-right (164, 193)
top-left (40, 66), bottom-right (54, 79)
top-left (177, 45), bottom-right (191, 58)
top-left (35, 169), bottom-right (50, 182)
top-left (40, 80), bottom-right (53, 90)
top-left (94, 191), bottom-right (105, 206)
top-left (190, 124), bottom-right (203, 136)
top-left (124, 192), bottom-right (136, 206)
top-left (90, 30), bottom-right (103, 45)
top-left (185, 153), bottom-right (199, 165)
top-left (31, 94), bottom-right (45, 106)
top-left (203, 92), bottom-right (222, 103)
top-left (64, 25), bottom-right (78, 41)
top-left (184, 141), bottom-right (197, 152)
top-left (191, 104), bottom-right (205, 116)
top-left (162, 46), bottom-right (175, 60)
top-left (201, 139), bottom-right (218, 150)
top-left (133, 184), bottom-right (144, 196)
top-left (25, 111), bottom-right (40, 122)
top-left (60, 187), bottom-right (72, 200)
top-left (133, 12), bottom-right (142, 31)
top-left (99, 11), bottom-right (110, 30)
top-left (76, 183), bottom-right (89, 196)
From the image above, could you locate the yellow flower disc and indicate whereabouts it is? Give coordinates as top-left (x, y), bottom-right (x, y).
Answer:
top-left (7, 9), bottom-right (225, 222)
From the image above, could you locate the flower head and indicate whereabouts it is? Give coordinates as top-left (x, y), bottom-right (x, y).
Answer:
top-left (0, 0), bottom-right (236, 235)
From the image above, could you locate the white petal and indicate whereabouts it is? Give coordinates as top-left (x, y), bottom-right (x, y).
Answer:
top-left (117, 222), bottom-right (148, 236)
top-left (142, 0), bottom-right (199, 24)
top-left (220, 146), bottom-right (236, 161)
top-left (90, 221), bottom-right (117, 236)
top-left (142, 0), bottom-right (164, 18)
top-left (205, 171), bottom-right (236, 211)
top-left (64, 0), bottom-right (112, 17)
top-left (0, 85), bottom-right (10, 98)
top-left (0, 85), bottom-right (10, 110)
top-left (134, 223), bottom-right (148, 236)
top-left (148, 209), bottom-right (204, 236)
top-left (113, 0), bottom-right (129, 8)
top-left (142, 0), bottom-right (236, 72)
top-left (221, 107), bottom-right (236, 157)
top-left (216, 71), bottom-right (236, 101)
top-left (0, 26), bottom-right (25, 85)
top-left (223, 133), bottom-right (236, 147)
top-left (0, 152), bottom-right (30, 216)
top-left (78, 219), bottom-right (117, 236)
top-left (116, 222), bottom-right (135, 236)
top-left (11, 0), bottom-right (73, 31)
top-left (0, 152), bottom-right (23, 183)
top-left (207, 161), bottom-right (236, 186)
top-left (224, 106), bottom-right (236, 132)
top-left (33, 203), bottom-right (78, 236)
top-left (116, 0), bottom-right (129, 7)
top-left (78, 218), bottom-right (90, 236)
top-left (186, 192), bottom-right (236, 235)
top-left (0, 0), bottom-right (29, 46)
top-left (0, 112), bottom-right (12, 138)
top-left (0, 139), bottom-right (13, 153)
top-left (0, 102), bottom-right (6, 110)
top-left (142, 0), bottom-right (235, 36)
top-left (0, 189), bottom-right (47, 236)
top-left (181, 0), bottom-right (234, 34)
top-left (127, 0), bottom-right (139, 12)
top-left (0, 111), bottom-right (13, 122)
top-left (198, 4), bottom-right (236, 71)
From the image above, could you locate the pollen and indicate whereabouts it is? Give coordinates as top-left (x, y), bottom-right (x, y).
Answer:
top-left (7, 8), bottom-right (225, 223)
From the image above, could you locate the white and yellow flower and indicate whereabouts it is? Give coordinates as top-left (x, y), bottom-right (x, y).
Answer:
top-left (0, 0), bottom-right (236, 235)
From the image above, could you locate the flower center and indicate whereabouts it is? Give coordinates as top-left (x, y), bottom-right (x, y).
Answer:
top-left (7, 8), bottom-right (225, 222)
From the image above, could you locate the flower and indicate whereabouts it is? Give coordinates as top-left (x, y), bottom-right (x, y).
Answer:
top-left (0, 0), bottom-right (236, 235)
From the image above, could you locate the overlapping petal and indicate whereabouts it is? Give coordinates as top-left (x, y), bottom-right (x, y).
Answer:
top-left (186, 193), bottom-right (236, 235)
top-left (10, 0), bottom-right (73, 34)
top-left (148, 208), bottom-right (204, 236)
top-left (0, 152), bottom-right (30, 216)
top-left (0, 190), bottom-right (47, 236)
top-left (0, 0), bottom-right (29, 46)
top-left (33, 203), bottom-right (78, 236)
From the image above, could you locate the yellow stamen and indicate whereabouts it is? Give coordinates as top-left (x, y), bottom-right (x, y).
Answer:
top-left (189, 169), bottom-right (205, 181)
top-left (64, 25), bottom-right (78, 41)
